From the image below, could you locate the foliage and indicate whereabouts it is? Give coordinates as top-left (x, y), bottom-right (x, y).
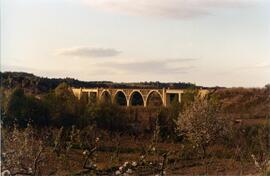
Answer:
top-left (213, 87), bottom-right (270, 118)
top-left (156, 107), bottom-right (176, 141)
top-left (180, 88), bottom-right (199, 108)
top-left (86, 102), bottom-right (129, 132)
top-left (1, 71), bottom-right (198, 94)
top-left (1, 72), bottom-right (269, 175)
top-left (43, 83), bottom-right (79, 127)
top-left (4, 88), bottom-right (49, 127)
top-left (230, 124), bottom-right (269, 162)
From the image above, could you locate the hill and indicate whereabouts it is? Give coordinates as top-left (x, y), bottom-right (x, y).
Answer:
top-left (0, 71), bottom-right (199, 94)
top-left (213, 87), bottom-right (270, 119)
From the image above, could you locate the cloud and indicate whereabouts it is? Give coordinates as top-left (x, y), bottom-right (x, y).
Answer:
top-left (96, 58), bottom-right (196, 75)
top-left (81, 0), bottom-right (260, 19)
top-left (166, 58), bottom-right (198, 62)
top-left (237, 61), bottom-right (270, 70)
top-left (253, 62), bottom-right (270, 69)
top-left (56, 46), bottom-right (121, 58)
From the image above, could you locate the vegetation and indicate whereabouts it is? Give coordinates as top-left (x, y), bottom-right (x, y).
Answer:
top-left (175, 97), bottom-right (232, 174)
top-left (1, 73), bottom-right (269, 175)
top-left (213, 85), bottom-right (270, 119)
top-left (3, 88), bottom-right (49, 127)
top-left (1, 71), bottom-right (198, 94)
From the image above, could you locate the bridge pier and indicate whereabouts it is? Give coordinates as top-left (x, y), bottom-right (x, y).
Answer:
top-left (126, 96), bottom-right (130, 107)
top-left (143, 100), bottom-right (147, 107)
top-left (162, 88), bottom-right (167, 107)
top-left (178, 93), bottom-right (182, 103)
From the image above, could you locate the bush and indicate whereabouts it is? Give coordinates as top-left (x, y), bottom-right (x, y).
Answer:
top-left (43, 83), bottom-right (79, 127)
top-left (230, 124), bottom-right (269, 161)
top-left (86, 102), bottom-right (129, 132)
top-left (4, 88), bottom-right (49, 127)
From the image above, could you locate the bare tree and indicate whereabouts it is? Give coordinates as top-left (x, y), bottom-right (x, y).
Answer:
top-left (1, 124), bottom-right (47, 175)
top-left (175, 97), bottom-right (231, 174)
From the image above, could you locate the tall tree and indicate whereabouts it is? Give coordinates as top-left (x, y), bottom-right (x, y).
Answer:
top-left (43, 83), bottom-right (78, 127)
top-left (5, 88), bottom-right (49, 127)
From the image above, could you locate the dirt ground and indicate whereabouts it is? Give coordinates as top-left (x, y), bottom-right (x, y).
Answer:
top-left (61, 149), bottom-right (260, 175)
top-left (51, 135), bottom-right (261, 176)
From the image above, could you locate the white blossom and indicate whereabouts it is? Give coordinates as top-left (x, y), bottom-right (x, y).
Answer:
top-left (83, 150), bottom-right (88, 155)
top-left (131, 161), bottom-right (137, 167)
top-left (1, 170), bottom-right (11, 176)
top-left (126, 168), bottom-right (133, 174)
top-left (163, 171), bottom-right (166, 175)
top-left (115, 170), bottom-right (121, 175)
top-left (123, 161), bottom-right (129, 167)
top-left (251, 154), bottom-right (261, 170)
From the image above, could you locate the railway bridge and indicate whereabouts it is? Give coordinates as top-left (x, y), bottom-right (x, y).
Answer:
top-left (72, 87), bottom-right (208, 107)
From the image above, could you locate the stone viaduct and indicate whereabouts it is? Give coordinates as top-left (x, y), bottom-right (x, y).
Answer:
top-left (72, 87), bottom-right (209, 107)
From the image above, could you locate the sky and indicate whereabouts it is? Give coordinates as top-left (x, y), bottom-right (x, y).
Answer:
top-left (1, 0), bottom-right (270, 87)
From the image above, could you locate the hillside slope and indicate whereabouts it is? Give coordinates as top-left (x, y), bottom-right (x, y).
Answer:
top-left (213, 87), bottom-right (270, 119)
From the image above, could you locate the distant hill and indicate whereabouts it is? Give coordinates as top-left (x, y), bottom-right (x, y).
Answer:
top-left (0, 71), bottom-right (201, 94)
top-left (213, 87), bottom-right (270, 119)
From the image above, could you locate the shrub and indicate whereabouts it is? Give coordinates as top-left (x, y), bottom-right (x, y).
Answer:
top-left (43, 83), bottom-right (79, 127)
top-left (86, 102), bottom-right (129, 132)
top-left (4, 88), bottom-right (49, 127)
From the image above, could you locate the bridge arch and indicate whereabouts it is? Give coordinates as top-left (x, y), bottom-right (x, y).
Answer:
top-left (146, 90), bottom-right (163, 107)
top-left (129, 90), bottom-right (145, 106)
top-left (100, 90), bottom-right (112, 104)
top-left (113, 90), bottom-right (128, 106)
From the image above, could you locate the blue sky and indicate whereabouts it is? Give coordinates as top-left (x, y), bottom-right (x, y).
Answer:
top-left (1, 0), bottom-right (270, 87)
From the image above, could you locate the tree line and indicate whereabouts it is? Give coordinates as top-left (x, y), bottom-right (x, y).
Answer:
top-left (1, 71), bottom-right (198, 94)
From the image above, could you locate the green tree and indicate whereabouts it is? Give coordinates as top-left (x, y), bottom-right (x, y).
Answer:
top-left (43, 83), bottom-right (78, 127)
top-left (4, 87), bottom-right (49, 127)
top-left (85, 102), bottom-right (128, 132)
